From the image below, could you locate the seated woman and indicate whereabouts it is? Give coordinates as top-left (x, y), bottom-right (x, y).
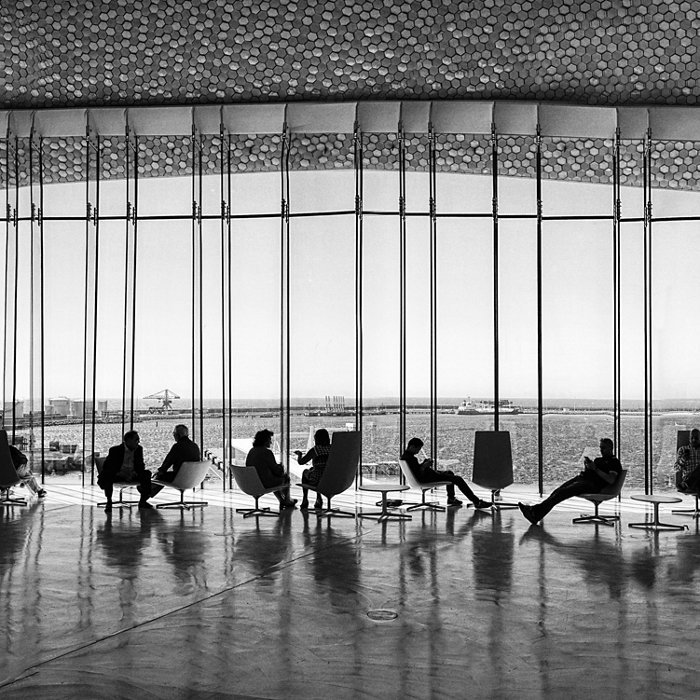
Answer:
top-left (402, 437), bottom-right (490, 509)
top-left (5, 433), bottom-right (46, 499)
top-left (294, 428), bottom-right (332, 510)
top-left (246, 429), bottom-right (297, 509)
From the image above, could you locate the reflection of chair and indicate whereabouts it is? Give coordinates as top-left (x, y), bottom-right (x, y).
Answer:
top-left (303, 431), bottom-right (361, 518)
top-left (672, 430), bottom-right (700, 517)
top-left (0, 430), bottom-right (27, 507)
top-left (94, 456), bottom-right (140, 509)
top-left (573, 469), bottom-right (627, 526)
top-left (398, 459), bottom-right (450, 512)
top-left (153, 461), bottom-right (210, 510)
top-left (232, 464), bottom-right (286, 517)
top-left (472, 431), bottom-right (518, 510)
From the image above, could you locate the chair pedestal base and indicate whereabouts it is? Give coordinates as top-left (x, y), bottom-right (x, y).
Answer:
top-left (316, 506), bottom-right (356, 518)
top-left (236, 506), bottom-right (278, 518)
top-left (155, 490), bottom-right (207, 510)
top-left (1, 489), bottom-right (27, 506)
top-left (489, 489), bottom-right (519, 510)
top-left (302, 490), bottom-right (355, 518)
top-left (157, 500), bottom-right (208, 510)
top-left (236, 495), bottom-right (280, 518)
top-left (573, 501), bottom-right (619, 526)
top-left (97, 484), bottom-right (140, 509)
top-left (404, 486), bottom-right (448, 512)
top-left (672, 494), bottom-right (700, 518)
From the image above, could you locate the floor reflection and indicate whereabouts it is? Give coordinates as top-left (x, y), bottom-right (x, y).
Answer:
top-left (2, 503), bottom-right (700, 698)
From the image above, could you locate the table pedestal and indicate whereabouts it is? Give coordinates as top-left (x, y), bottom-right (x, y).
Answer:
top-left (629, 494), bottom-right (688, 532)
top-left (359, 484), bottom-right (411, 523)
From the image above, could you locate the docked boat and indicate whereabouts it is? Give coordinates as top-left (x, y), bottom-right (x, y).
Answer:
top-left (455, 398), bottom-right (521, 415)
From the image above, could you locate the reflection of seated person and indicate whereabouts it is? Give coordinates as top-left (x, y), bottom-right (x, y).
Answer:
top-left (675, 428), bottom-right (700, 493)
top-left (519, 438), bottom-right (620, 525)
top-left (3, 431), bottom-right (46, 498)
top-left (401, 436), bottom-right (491, 509)
top-left (295, 428), bottom-right (331, 510)
top-left (246, 429), bottom-right (297, 509)
top-left (98, 430), bottom-right (153, 511)
top-left (156, 424), bottom-right (200, 483)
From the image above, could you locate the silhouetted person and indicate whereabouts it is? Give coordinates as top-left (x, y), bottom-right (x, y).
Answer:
top-left (2, 430), bottom-right (45, 499)
top-left (675, 428), bottom-right (700, 492)
top-left (518, 437), bottom-right (620, 525)
top-left (155, 424), bottom-right (200, 484)
top-left (246, 429), bottom-right (297, 509)
top-left (98, 430), bottom-right (153, 511)
top-left (295, 428), bottom-right (331, 510)
top-left (401, 437), bottom-right (491, 509)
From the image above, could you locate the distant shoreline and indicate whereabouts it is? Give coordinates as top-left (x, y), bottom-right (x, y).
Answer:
top-left (6, 404), bottom-right (700, 430)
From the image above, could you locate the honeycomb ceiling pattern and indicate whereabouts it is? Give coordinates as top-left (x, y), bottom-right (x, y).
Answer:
top-left (2, 0), bottom-right (700, 192)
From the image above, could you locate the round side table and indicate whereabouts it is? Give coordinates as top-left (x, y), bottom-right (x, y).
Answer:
top-left (628, 494), bottom-right (688, 531)
top-left (359, 483), bottom-right (411, 522)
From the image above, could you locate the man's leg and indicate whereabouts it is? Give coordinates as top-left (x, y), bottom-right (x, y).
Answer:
top-left (137, 470), bottom-right (154, 507)
top-left (684, 466), bottom-right (700, 493)
top-left (440, 470), bottom-right (480, 504)
top-left (531, 477), bottom-right (593, 520)
top-left (100, 477), bottom-right (115, 510)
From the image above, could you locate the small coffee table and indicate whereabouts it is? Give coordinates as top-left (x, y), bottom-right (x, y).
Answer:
top-left (628, 494), bottom-right (688, 531)
top-left (359, 483), bottom-right (411, 522)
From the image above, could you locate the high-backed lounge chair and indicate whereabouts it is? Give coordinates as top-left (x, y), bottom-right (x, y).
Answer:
top-left (302, 431), bottom-right (361, 518)
top-left (572, 469), bottom-right (627, 525)
top-left (152, 461), bottom-right (210, 510)
top-left (472, 430), bottom-right (518, 509)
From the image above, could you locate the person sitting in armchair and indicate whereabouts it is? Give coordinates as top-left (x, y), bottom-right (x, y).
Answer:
top-left (98, 430), bottom-right (153, 512)
top-left (676, 428), bottom-right (700, 493)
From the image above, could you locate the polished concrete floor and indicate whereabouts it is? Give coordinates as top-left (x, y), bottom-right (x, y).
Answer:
top-left (2, 483), bottom-right (700, 699)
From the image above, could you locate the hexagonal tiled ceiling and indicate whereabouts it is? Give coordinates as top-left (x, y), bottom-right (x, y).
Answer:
top-left (3, 0), bottom-right (698, 107)
top-left (2, 0), bottom-right (700, 191)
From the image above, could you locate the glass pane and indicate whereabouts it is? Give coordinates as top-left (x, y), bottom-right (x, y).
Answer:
top-left (541, 218), bottom-right (614, 487)
top-left (542, 138), bottom-right (613, 217)
top-left (289, 133), bottom-right (354, 213)
top-left (436, 218), bottom-right (494, 478)
top-left (498, 219), bottom-right (538, 485)
top-left (137, 137), bottom-right (193, 217)
top-left (498, 136), bottom-right (537, 215)
top-left (288, 214), bottom-right (355, 469)
top-left (362, 212), bottom-right (399, 475)
top-left (229, 217), bottom-right (282, 452)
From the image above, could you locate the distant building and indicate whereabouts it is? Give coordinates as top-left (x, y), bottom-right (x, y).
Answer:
top-left (3, 400), bottom-right (25, 417)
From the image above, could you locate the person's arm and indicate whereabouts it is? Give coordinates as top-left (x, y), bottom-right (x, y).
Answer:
top-left (134, 445), bottom-right (146, 474)
top-left (296, 447), bottom-right (315, 465)
top-left (159, 445), bottom-right (176, 472)
top-left (266, 449), bottom-right (284, 477)
top-left (675, 446), bottom-right (688, 469)
top-left (589, 457), bottom-right (618, 485)
top-left (9, 445), bottom-right (28, 467)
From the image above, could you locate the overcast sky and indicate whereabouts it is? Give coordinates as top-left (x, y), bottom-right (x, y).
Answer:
top-left (4, 169), bottom-right (700, 404)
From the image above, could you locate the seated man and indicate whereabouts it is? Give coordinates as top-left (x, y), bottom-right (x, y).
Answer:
top-left (155, 424), bottom-right (200, 484)
top-left (518, 437), bottom-right (620, 525)
top-left (3, 430), bottom-right (46, 498)
top-left (401, 437), bottom-right (491, 509)
top-left (98, 430), bottom-right (152, 511)
top-left (675, 428), bottom-right (700, 493)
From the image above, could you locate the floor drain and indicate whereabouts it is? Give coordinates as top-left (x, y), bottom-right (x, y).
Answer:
top-left (367, 609), bottom-right (398, 621)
